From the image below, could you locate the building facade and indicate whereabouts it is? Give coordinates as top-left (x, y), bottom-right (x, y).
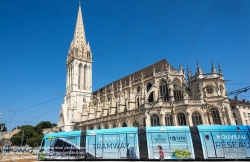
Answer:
top-left (57, 4), bottom-right (235, 131)
top-left (230, 97), bottom-right (250, 125)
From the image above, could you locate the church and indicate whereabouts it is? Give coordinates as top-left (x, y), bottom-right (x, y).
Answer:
top-left (57, 4), bottom-right (235, 131)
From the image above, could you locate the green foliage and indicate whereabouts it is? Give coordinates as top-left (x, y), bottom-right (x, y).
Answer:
top-left (0, 123), bottom-right (7, 132)
top-left (51, 123), bottom-right (57, 127)
top-left (34, 121), bottom-right (53, 134)
top-left (10, 133), bottom-right (22, 146)
top-left (11, 121), bottom-right (56, 146)
top-left (173, 149), bottom-right (191, 159)
top-left (12, 126), bottom-right (21, 131)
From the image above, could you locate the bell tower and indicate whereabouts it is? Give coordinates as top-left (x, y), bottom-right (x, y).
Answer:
top-left (58, 3), bottom-right (92, 131)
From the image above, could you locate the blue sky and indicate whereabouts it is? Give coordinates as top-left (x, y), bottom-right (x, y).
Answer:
top-left (1, 0), bottom-right (250, 131)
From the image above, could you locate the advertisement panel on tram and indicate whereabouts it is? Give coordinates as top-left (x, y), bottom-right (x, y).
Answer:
top-left (146, 126), bottom-right (195, 160)
top-left (85, 127), bottom-right (140, 159)
top-left (197, 125), bottom-right (250, 159)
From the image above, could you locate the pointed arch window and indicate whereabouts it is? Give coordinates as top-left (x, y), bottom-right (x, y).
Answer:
top-left (122, 122), bottom-right (127, 127)
top-left (105, 124), bottom-right (108, 129)
top-left (113, 123), bottom-right (117, 128)
top-left (192, 112), bottom-right (203, 125)
top-left (210, 108), bottom-right (221, 125)
top-left (147, 83), bottom-right (152, 92)
top-left (148, 92), bottom-right (154, 102)
top-left (160, 81), bottom-right (169, 101)
top-left (133, 121), bottom-right (139, 127)
top-left (136, 97), bottom-right (140, 108)
top-left (151, 114), bottom-right (160, 126)
top-left (78, 64), bottom-right (83, 89)
top-left (84, 64), bottom-right (87, 88)
top-left (69, 66), bottom-right (73, 89)
top-left (137, 86), bottom-right (141, 94)
top-left (165, 114), bottom-right (173, 126)
top-left (223, 108), bottom-right (230, 125)
top-left (90, 126), bottom-right (93, 130)
top-left (173, 78), bottom-right (183, 101)
top-left (177, 113), bottom-right (187, 126)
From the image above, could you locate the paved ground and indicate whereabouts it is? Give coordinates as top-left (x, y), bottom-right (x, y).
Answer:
top-left (0, 153), bottom-right (37, 162)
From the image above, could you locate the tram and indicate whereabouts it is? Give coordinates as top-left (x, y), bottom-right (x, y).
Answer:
top-left (37, 125), bottom-right (250, 160)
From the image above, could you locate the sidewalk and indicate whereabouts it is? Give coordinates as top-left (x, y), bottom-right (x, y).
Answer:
top-left (0, 152), bottom-right (37, 162)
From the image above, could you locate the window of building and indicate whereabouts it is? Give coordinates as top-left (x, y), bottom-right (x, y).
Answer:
top-left (147, 83), bottom-right (152, 92)
top-left (151, 114), bottom-right (160, 126)
top-left (98, 126), bottom-right (101, 129)
top-left (136, 97), bottom-right (140, 108)
top-left (159, 81), bottom-right (169, 101)
top-left (113, 124), bottom-right (117, 128)
top-left (115, 102), bottom-right (118, 113)
top-left (148, 92), bottom-right (154, 102)
top-left (84, 64), bottom-right (87, 87)
top-left (210, 108), bottom-right (221, 125)
top-left (192, 112), bottom-right (203, 125)
top-left (165, 114), bottom-right (173, 126)
top-left (177, 113), bottom-right (187, 126)
top-left (206, 87), bottom-right (214, 94)
top-left (137, 86), bottom-right (141, 94)
top-left (231, 106), bottom-right (235, 110)
top-left (174, 90), bottom-right (183, 101)
top-left (233, 113), bottom-right (236, 118)
top-left (78, 63), bottom-right (83, 89)
top-left (122, 122), bottom-right (127, 127)
top-left (243, 112), bottom-right (246, 118)
top-left (248, 113), bottom-right (250, 117)
top-left (133, 121), bottom-right (139, 127)
top-left (246, 120), bottom-right (248, 125)
top-left (235, 120), bottom-right (238, 125)
top-left (105, 124), bottom-right (108, 129)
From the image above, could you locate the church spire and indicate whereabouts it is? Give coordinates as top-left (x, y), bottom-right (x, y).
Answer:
top-left (211, 59), bottom-right (216, 73)
top-left (71, 3), bottom-right (86, 48)
top-left (196, 60), bottom-right (202, 75)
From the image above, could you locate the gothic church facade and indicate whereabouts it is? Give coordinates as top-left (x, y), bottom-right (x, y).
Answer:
top-left (57, 4), bottom-right (235, 131)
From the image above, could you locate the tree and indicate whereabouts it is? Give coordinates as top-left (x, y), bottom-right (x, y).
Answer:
top-left (0, 123), bottom-right (7, 132)
top-left (34, 121), bottom-right (52, 134)
top-left (10, 125), bottom-right (38, 146)
top-left (51, 123), bottom-right (57, 127)
top-left (12, 126), bottom-right (21, 131)
top-left (11, 121), bottom-right (57, 146)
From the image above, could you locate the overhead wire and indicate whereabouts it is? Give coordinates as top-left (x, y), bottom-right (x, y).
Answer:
top-left (94, 0), bottom-right (175, 61)
top-left (93, 0), bottom-right (172, 60)
top-left (228, 75), bottom-right (250, 92)
top-left (181, 0), bottom-right (220, 66)
top-left (7, 96), bottom-right (63, 129)
top-left (28, 109), bottom-right (59, 124)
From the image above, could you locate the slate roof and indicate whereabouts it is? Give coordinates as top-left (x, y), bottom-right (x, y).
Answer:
top-left (92, 59), bottom-right (175, 96)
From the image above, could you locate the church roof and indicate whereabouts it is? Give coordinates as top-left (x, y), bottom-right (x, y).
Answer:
top-left (92, 59), bottom-right (175, 96)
